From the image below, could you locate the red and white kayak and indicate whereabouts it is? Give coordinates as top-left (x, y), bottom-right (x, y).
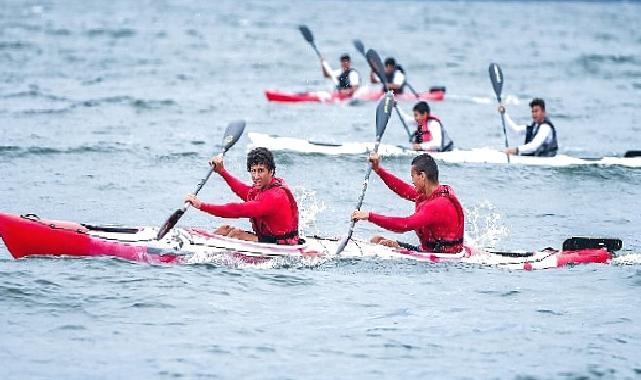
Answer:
top-left (264, 87), bottom-right (446, 103)
top-left (0, 212), bottom-right (620, 270)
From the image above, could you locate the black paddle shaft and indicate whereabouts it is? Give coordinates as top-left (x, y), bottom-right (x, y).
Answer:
top-left (335, 92), bottom-right (394, 255)
top-left (489, 63), bottom-right (510, 163)
top-left (156, 120), bottom-right (246, 240)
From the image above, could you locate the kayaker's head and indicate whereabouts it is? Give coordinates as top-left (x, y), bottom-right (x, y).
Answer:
top-left (410, 153), bottom-right (439, 194)
top-left (412, 101), bottom-right (431, 125)
top-left (529, 97), bottom-right (546, 124)
top-left (247, 147), bottom-right (276, 188)
top-left (340, 54), bottom-right (352, 72)
top-left (384, 57), bottom-right (396, 75)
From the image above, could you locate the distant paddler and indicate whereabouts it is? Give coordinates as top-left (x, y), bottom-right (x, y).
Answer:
top-left (498, 97), bottom-right (558, 157)
top-left (370, 57), bottom-right (406, 94)
top-left (398, 101), bottom-right (454, 152)
top-left (351, 152), bottom-right (465, 253)
top-left (321, 53), bottom-right (361, 97)
top-left (184, 147), bottom-right (300, 245)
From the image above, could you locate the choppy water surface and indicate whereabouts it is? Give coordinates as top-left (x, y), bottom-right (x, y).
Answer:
top-left (1, 0), bottom-right (641, 378)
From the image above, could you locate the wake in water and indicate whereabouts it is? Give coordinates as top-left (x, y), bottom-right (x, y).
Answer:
top-left (292, 186), bottom-right (326, 237)
top-left (464, 201), bottom-right (509, 249)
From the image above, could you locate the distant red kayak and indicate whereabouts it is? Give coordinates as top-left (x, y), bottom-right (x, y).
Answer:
top-left (265, 86), bottom-right (446, 103)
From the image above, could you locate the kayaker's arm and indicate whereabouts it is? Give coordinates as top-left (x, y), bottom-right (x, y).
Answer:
top-left (199, 198), bottom-right (275, 219)
top-left (516, 124), bottom-right (552, 155)
top-left (503, 112), bottom-right (526, 135)
top-left (219, 168), bottom-right (252, 201)
top-left (321, 59), bottom-right (335, 79)
top-left (367, 199), bottom-right (447, 233)
top-left (367, 210), bottom-right (428, 233)
top-left (375, 167), bottom-right (419, 201)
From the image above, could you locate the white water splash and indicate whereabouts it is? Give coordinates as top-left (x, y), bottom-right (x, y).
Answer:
top-left (293, 186), bottom-right (326, 236)
top-left (612, 253), bottom-right (641, 266)
top-left (464, 201), bottom-right (509, 249)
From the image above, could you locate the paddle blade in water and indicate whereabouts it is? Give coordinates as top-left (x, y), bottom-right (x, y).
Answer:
top-left (489, 63), bottom-right (504, 101)
top-left (376, 91), bottom-right (394, 137)
top-left (366, 49), bottom-right (386, 86)
top-left (353, 39), bottom-right (365, 56)
top-left (156, 208), bottom-right (185, 240)
top-left (298, 25), bottom-right (313, 43)
top-left (221, 120), bottom-right (246, 153)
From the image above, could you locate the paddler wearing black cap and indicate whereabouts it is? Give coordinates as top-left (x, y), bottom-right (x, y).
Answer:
top-left (498, 97), bottom-right (558, 157)
top-left (320, 53), bottom-right (361, 97)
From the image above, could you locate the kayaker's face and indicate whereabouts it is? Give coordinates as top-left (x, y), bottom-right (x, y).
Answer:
top-left (250, 164), bottom-right (273, 188)
top-left (414, 111), bottom-right (428, 125)
top-left (340, 59), bottom-right (351, 71)
top-left (531, 105), bottom-right (545, 124)
top-left (410, 165), bottom-right (427, 192)
top-left (384, 64), bottom-right (394, 75)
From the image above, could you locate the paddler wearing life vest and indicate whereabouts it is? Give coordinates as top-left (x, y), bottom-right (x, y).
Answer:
top-left (370, 57), bottom-right (405, 94)
top-left (184, 147), bottom-right (300, 245)
top-left (404, 101), bottom-right (454, 152)
top-left (498, 97), bottom-right (558, 157)
top-left (351, 152), bottom-right (465, 253)
top-left (321, 53), bottom-right (361, 97)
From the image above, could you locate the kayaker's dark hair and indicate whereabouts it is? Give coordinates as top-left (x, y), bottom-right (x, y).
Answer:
top-left (340, 54), bottom-right (351, 61)
top-left (384, 57), bottom-right (396, 67)
top-left (413, 101), bottom-right (430, 115)
top-left (411, 154), bottom-right (439, 183)
top-left (529, 97), bottom-right (545, 110)
top-left (247, 147), bottom-right (275, 174)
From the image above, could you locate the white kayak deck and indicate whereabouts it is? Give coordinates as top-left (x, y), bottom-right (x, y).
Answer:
top-left (84, 227), bottom-right (580, 270)
top-left (248, 133), bottom-right (641, 168)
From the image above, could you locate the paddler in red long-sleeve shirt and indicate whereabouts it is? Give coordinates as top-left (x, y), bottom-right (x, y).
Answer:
top-left (351, 152), bottom-right (465, 253)
top-left (184, 147), bottom-right (300, 245)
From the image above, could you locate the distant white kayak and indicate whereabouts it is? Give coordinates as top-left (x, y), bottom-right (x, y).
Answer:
top-left (248, 133), bottom-right (641, 168)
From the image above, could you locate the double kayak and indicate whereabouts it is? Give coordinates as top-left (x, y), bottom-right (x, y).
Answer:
top-left (264, 86), bottom-right (446, 103)
top-left (248, 133), bottom-right (641, 168)
top-left (0, 212), bottom-right (621, 270)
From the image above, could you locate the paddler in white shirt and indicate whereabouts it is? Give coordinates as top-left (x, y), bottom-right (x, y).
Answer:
top-left (498, 97), bottom-right (558, 157)
top-left (320, 53), bottom-right (361, 97)
top-left (398, 101), bottom-right (454, 152)
top-left (370, 57), bottom-right (406, 95)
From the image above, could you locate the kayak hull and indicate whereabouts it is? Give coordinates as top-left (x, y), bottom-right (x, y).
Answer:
top-left (264, 88), bottom-right (445, 103)
top-left (247, 133), bottom-right (641, 168)
top-left (0, 212), bottom-right (613, 270)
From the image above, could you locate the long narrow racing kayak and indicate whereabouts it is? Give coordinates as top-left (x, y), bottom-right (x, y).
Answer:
top-left (265, 87), bottom-right (445, 103)
top-left (0, 212), bottom-right (621, 270)
top-left (248, 133), bottom-right (641, 168)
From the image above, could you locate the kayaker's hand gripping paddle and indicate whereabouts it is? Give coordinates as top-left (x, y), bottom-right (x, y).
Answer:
top-left (299, 25), bottom-right (338, 87)
top-left (335, 91), bottom-right (394, 255)
top-left (156, 120), bottom-right (246, 240)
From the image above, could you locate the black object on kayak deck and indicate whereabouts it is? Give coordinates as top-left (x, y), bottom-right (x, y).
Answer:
top-left (335, 91), bottom-right (394, 255)
top-left (562, 237), bottom-right (623, 252)
top-left (489, 62), bottom-right (511, 163)
top-left (624, 150), bottom-right (641, 158)
top-left (156, 120), bottom-right (246, 240)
